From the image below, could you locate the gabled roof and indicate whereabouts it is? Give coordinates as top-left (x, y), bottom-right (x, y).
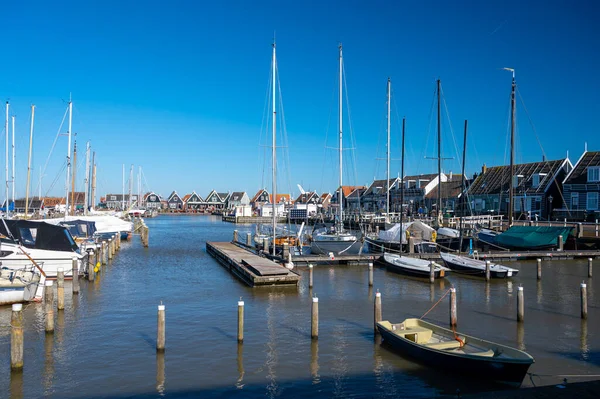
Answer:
top-left (364, 179), bottom-right (399, 196)
top-left (217, 192), bottom-right (230, 202)
top-left (403, 173), bottom-right (438, 182)
top-left (144, 192), bottom-right (161, 202)
top-left (182, 194), bottom-right (192, 203)
top-left (339, 185), bottom-right (366, 198)
top-left (320, 192), bottom-right (332, 202)
top-left (167, 191), bottom-right (181, 201)
top-left (425, 178), bottom-right (464, 199)
top-left (230, 192), bottom-right (247, 201)
top-left (251, 189), bottom-right (269, 203)
top-left (468, 159), bottom-right (570, 196)
top-left (295, 191), bottom-right (318, 204)
top-left (347, 187), bottom-right (367, 198)
top-left (269, 194), bottom-right (291, 203)
top-left (564, 151), bottom-right (600, 184)
top-left (187, 191), bottom-right (204, 202)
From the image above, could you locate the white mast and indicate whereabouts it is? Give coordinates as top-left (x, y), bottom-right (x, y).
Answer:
top-left (65, 98), bottom-right (73, 217)
top-left (11, 115), bottom-right (15, 214)
top-left (122, 164), bottom-right (125, 210)
top-left (338, 44), bottom-right (344, 231)
top-left (128, 164), bottom-right (133, 209)
top-left (25, 105), bottom-right (35, 217)
top-left (271, 40), bottom-right (277, 256)
top-left (386, 78), bottom-right (391, 220)
top-left (84, 141), bottom-right (90, 215)
top-left (5, 101), bottom-right (9, 217)
top-left (138, 166), bottom-right (142, 207)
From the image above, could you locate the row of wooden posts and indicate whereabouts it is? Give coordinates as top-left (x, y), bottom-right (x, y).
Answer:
top-left (149, 258), bottom-right (593, 352)
top-left (10, 233), bottom-right (122, 371)
top-left (135, 217), bottom-right (150, 247)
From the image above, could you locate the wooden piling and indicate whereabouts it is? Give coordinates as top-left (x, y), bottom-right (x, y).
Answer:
top-left (282, 243), bottom-right (290, 261)
top-left (233, 229), bottom-right (238, 243)
top-left (581, 283), bottom-right (588, 320)
top-left (102, 241), bottom-right (108, 265)
top-left (157, 303), bottom-right (165, 352)
top-left (108, 239), bottom-right (113, 261)
top-left (449, 288), bottom-right (457, 327)
top-left (144, 226), bottom-right (149, 247)
top-left (374, 291), bottom-right (382, 333)
top-left (308, 264), bottom-right (313, 289)
top-left (246, 232), bottom-right (252, 247)
top-left (72, 257), bottom-right (80, 294)
top-left (57, 268), bottom-right (65, 311)
top-left (485, 261), bottom-right (491, 281)
top-left (408, 237), bottom-right (414, 254)
top-left (537, 258), bottom-right (542, 280)
top-left (45, 281), bottom-right (54, 333)
top-left (88, 251), bottom-right (96, 281)
top-left (517, 286), bottom-right (524, 322)
top-left (429, 262), bottom-right (435, 284)
top-left (262, 237), bottom-right (269, 253)
top-left (11, 303), bottom-right (24, 370)
top-left (237, 299), bottom-right (244, 343)
top-left (588, 258), bottom-right (593, 278)
top-left (368, 262), bottom-right (373, 287)
top-left (311, 296), bottom-right (319, 340)
top-left (558, 235), bottom-right (564, 251)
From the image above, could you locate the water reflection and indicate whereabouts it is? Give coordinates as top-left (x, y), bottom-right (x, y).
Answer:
top-left (332, 323), bottom-right (349, 398)
top-left (265, 293), bottom-right (280, 398)
top-left (516, 322), bottom-right (525, 351)
top-left (156, 352), bottom-right (165, 395)
top-left (485, 282), bottom-right (490, 305)
top-left (536, 280), bottom-right (543, 304)
top-left (43, 334), bottom-right (55, 394)
top-left (310, 340), bottom-right (320, 384)
top-left (429, 284), bottom-right (434, 302)
top-left (236, 343), bottom-right (244, 389)
top-left (580, 319), bottom-right (588, 360)
top-left (10, 370), bottom-right (23, 399)
top-left (507, 280), bottom-right (514, 295)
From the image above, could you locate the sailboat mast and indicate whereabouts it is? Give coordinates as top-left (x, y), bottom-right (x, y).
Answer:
top-left (5, 101), bottom-right (8, 217)
top-left (386, 78), bottom-right (391, 219)
top-left (84, 142), bottom-right (90, 215)
top-left (508, 69), bottom-right (516, 226)
top-left (128, 164), bottom-right (133, 209)
top-left (11, 115), bottom-right (15, 214)
top-left (122, 164), bottom-right (125, 210)
top-left (400, 117), bottom-right (405, 249)
top-left (91, 152), bottom-right (96, 209)
top-left (338, 44), bottom-right (343, 229)
top-left (437, 79), bottom-right (442, 225)
top-left (459, 120), bottom-right (468, 253)
top-left (25, 105), bottom-right (35, 217)
top-left (71, 141), bottom-right (77, 215)
top-left (271, 40), bottom-right (277, 256)
top-left (65, 99), bottom-right (73, 217)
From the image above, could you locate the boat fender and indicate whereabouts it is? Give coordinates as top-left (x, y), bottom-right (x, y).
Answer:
top-left (431, 231), bottom-right (437, 242)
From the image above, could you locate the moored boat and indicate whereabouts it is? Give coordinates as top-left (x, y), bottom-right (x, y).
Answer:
top-left (377, 318), bottom-right (534, 387)
top-left (0, 265), bottom-right (45, 305)
top-left (382, 253), bottom-right (449, 279)
top-left (440, 252), bottom-right (518, 278)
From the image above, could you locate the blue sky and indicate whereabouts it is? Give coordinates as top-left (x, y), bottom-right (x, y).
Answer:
top-left (1, 0), bottom-right (599, 201)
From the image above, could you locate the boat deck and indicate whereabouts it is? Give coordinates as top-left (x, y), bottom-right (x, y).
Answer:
top-left (206, 242), bottom-right (300, 287)
top-left (291, 253), bottom-right (377, 266)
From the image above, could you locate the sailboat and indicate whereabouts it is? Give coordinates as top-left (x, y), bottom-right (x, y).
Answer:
top-left (311, 44), bottom-right (362, 256)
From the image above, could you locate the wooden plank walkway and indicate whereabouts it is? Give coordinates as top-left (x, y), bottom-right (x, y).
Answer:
top-left (291, 253), bottom-right (378, 266)
top-left (206, 242), bottom-right (300, 287)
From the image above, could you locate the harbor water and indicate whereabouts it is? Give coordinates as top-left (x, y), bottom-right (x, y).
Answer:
top-left (0, 215), bottom-right (598, 398)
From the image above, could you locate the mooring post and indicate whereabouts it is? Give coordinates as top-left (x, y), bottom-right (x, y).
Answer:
top-left (368, 262), bottom-right (373, 287)
top-left (517, 286), bottom-right (524, 322)
top-left (262, 237), bottom-right (269, 253)
top-left (238, 298), bottom-right (244, 343)
top-left (246, 232), bottom-right (252, 247)
top-left (157, 303), bottom-right (165, 352)
top-left (102, 241), bottom-right (108, 265)
top-left (88, 251), bottom-right (96, 281)
top-left (450, 288), bottom-right (457, 327)
top-left (144, 226), bottom-right (150, 247)
top-left (233, 229), bottom-right (238, 243)
top-left (282, 243), bottom-right (290, 261)
top-left (596, 219), bottom-right (599, 237)
top-left (308, 264), bottom-right (314, 289)
top-left (72, 257), bottom-right (80, 294)
top-left (537, 258), bottom-right (542, 280)
top-left (108, 239), bottom-right (113, 261)
top-left (57, 268), bottom-right (65, 311)
top-left (485, 260), bottom-right (491, 281)
top-left (588, 258), bottom-right (593, 278)
top-left (374, 290), bottom-right (382, 333)
top-left (429, 262), bottom-right (435, 284)
top-left (408, 237), bottom-right (414, 254)
top-left (558, 235), bottom-right (564, 251)
top-left (11, 303), bottom-right (24, 371)
top-left (45, 280), bottom-right (54, 333)
top-left (311, 296), bottom-right (319, 340)
top-left (581, 283), bottom-right (588, 320)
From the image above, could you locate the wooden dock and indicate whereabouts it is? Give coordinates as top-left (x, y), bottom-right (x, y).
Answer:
top-left (206, 242), bottom-right (300, 287)
top-left (291, 253), bottom-right (378, 266)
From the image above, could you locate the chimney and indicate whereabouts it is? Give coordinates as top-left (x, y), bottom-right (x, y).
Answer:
top-left (542, 155), bottom-right (546, 162)
top-left (482, 164), bottom-right (487, 174)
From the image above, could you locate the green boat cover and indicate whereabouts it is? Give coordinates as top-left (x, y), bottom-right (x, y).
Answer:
top-left (495, 226), bottom-right (574, 250)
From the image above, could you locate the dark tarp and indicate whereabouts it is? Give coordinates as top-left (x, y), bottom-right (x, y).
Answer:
top-left (0, 219), bottom-right (79, 252)
top-left (59, 219), bottom-right (97, 239)
top-left (495, 226), bottom-right (573, 250)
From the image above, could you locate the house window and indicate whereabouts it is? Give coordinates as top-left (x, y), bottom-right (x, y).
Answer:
top-left (110, 195), bottom-right (116, 200)
top-left (150, 196), bottom-right (156, 201)
top-left (589, 167), bottom-right (600, 182)
top-left (132, 196), bottom-right (137, 201)
top-left (571, 192), bottom-right (579, 210)
top-left (588, 192), bottom-right (599, 211)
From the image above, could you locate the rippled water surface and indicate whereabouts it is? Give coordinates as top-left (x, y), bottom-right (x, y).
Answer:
top-left (1, 215), bottom-right (599, 398)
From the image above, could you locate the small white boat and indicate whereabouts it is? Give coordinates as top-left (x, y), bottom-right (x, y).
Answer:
top-left (440, 252), bottom-right (518, 278)
top-left (383, 253), bottom-right (450, 279)
top-left (0, 266), bottom-right (45, 305)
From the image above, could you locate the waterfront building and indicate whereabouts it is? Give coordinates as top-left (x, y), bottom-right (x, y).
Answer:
top-left (105, 193), bottom-right (139, 210)
top-left (204, 190), bottom-right (229, 212)
top-left (167, 191), bottom-right (184, 211)
top-left (143, 192), bottom-right (162, 209)
top-left (559, 150), bottom-right (600, 221)
top-left (227, 192), bottom-right (250, 210)
top-left (250, 189), bottom-right (270, 214)
top-left (361, 178), bottom-right (401, 212)
top-left (183, 191), bottom-right (205, 212)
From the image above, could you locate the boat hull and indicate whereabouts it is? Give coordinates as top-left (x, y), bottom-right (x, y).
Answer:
top-left (439, 253), bottom-right (518, 279)
top-left (377, 320), bottom-right (533, 387)
top-left (310, 239), bottom-right (363, 255)
top-left (382, 254), bottom-right (449, 279)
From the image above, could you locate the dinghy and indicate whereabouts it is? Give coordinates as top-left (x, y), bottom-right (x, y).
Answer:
top-left (382, 253), bottom-right (450, 279)
top-left (440, 252), bottom-right (518, 278)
